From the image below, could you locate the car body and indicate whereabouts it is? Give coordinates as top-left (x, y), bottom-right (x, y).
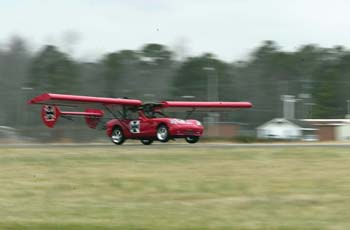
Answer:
top-left (105, 110), bottom-right (203, 144)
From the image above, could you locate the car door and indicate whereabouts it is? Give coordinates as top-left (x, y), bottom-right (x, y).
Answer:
top-left (138, 116), bottom-right (156, 138)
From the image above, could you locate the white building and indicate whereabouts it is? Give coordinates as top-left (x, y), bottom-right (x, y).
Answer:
top-left (257, 118), bottom-right (317, 140)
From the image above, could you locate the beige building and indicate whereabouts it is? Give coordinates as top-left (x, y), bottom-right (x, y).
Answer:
top-left (302, 119), bottom-right (350, 141)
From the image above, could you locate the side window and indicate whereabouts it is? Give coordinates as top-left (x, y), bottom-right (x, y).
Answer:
top-left (125, 110), bottom-right (138, 120)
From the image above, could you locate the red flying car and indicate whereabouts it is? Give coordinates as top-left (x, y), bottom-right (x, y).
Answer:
top-left (28, 93), bottom-right (252, 145)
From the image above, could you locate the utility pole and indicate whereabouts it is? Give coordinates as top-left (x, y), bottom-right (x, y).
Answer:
top-left (203, 67), bottom-right (218, 102)
top-left (281, 95), bottom-right (296, 120)
top-left (304, 102), bottom-right (315, 118)
top-left (298, 93), bottom-right (311, 119)
top-left (19, 87), bottom-right (33, 127)
top-left (203, 66), bottom-right (219, 136)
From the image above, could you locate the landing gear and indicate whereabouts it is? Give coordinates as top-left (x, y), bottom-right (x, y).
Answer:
top-left (156, 124), bottom-right (169, 142)
top-left (140, 139), bottom-right (154, 145)
top-left (185, 136), bottom-right (199, 144)
top-left (111, 126), bottom-right (125, 145)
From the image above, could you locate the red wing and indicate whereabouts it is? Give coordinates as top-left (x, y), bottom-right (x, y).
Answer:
top-left (28, 93), bottom-right (142, 107)
top-left (160, 101), bottom-right (252, 112)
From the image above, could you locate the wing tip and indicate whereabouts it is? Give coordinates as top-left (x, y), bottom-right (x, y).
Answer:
top-left (27, 92), bottom-right (51, 104)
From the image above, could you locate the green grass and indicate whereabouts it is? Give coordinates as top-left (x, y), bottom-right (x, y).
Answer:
top-left (0, 145), bottom-right (350, 229)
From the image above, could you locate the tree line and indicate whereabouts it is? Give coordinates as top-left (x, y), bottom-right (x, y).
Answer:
top-left (1, 37), bottom-right (350, 133)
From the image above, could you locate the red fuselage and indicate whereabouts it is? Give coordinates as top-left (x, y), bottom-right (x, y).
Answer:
top-left (106, 112), bottom-right (203, 140)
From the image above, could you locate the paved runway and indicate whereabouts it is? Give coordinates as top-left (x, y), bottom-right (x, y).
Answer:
top-left (1, 142), bottom-right (350, 148)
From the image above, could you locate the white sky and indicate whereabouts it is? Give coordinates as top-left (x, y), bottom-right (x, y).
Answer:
top-left (1, 0), bottom-right (350, 61)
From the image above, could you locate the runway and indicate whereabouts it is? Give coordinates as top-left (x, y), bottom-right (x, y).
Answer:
top-left (1, 142), bottom-right (350, 148)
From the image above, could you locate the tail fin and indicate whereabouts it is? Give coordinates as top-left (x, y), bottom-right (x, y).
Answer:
top-left (84, 109), bottom-right (104, 129)
top-left (41, 105), bottom-right (61, 128)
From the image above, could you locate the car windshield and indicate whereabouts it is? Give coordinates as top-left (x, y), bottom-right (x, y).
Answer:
top-left (145, 111), bottom-right (167, 118)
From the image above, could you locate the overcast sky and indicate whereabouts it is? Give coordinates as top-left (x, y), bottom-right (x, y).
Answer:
top-left (1, 0), bottom-right (350, 61)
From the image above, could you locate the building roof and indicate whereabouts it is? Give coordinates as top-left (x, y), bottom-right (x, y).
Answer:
top-left (0, 126), bottom-right (16, 131)
top-left (286, 119), bottom-right (315, 129)
top-left (257, 118), bottom-right (316, 130)
top-left (301, 119), bottom-right (350, 125)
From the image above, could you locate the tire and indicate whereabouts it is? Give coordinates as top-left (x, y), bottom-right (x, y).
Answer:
top-left (185, 136), bottom-right (199, 144)
top-left (111, 126), bottom-right (125, 145)
top-left (140, 139), bottom-right (154, 145)
top-left (156, 124), bottom-right (169, 142)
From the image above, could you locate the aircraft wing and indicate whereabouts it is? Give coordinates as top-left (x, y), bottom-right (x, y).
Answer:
top-left (160, 101), bottom-right (252, 112)
top-left (28, 93), bottom-right (142, 107)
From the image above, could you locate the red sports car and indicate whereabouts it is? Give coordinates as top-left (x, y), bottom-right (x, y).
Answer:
top-left (106, 109), bottom-right (204, 145)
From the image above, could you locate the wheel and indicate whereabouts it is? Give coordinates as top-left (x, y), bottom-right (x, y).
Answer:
top-left (111, 126), bottom-right (125, 145)
top-left (140, 139), bottom-right (154, 145)
top-left (156, 124), bottom-right (169, 142)
top-left (185, 136), bottom-right (199, 144)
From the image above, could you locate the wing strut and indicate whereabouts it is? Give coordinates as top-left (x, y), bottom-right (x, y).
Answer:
top-left (185, 107), bottom-right (196, 119)
top-left (103, 105), bottom-right (121, 119)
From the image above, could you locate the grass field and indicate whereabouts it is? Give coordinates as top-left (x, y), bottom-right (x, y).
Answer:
top-left (0, 145), bottom-right (350, 229)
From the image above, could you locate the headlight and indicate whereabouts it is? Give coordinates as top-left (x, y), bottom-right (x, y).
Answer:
top-left (170, 119), bottom-right (186, 124)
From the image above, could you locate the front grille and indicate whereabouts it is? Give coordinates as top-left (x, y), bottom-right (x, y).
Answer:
top-left (184, 131), bottom-right (195, 135)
